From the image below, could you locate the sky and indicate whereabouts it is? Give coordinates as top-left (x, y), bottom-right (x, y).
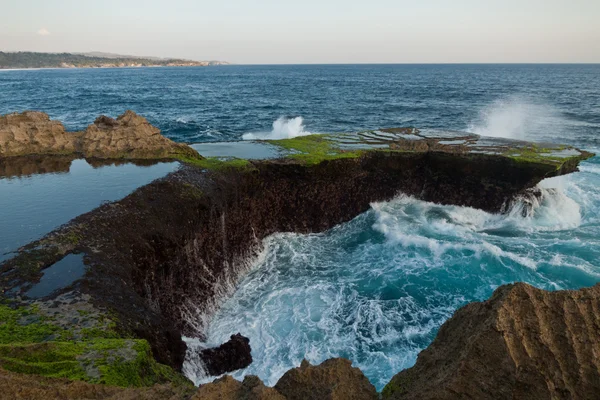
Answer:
top-left (0, 0), bottom-right (599, 64)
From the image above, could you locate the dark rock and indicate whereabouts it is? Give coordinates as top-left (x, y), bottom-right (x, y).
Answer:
top-left (93, 115), bottom-right (119, 129)
top-left (198, 333), bottom-right (253, 376)
top-left (382, 283), bottom-right (600, 400)
top-left (275, 358), bottom-right (378, 400)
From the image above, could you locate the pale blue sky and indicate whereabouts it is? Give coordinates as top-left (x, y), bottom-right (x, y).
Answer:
top-left (1, 0), bottom-right (599, 63)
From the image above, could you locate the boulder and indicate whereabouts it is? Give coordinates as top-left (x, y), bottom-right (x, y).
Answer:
top-left (193, 375), bottom-right (284, 400)
top-left (198, 334), bottom-right (253, 376)
top-left (274, 358), bottom-right (378, 400)
top-left (0, 110), bottom-right (200, 160)
top-left (0, 111), bottom-right (75, 157)
top-left (382, 283), bottom-right (600, 400)
top-left (80, 110), bottom-right (198, 159)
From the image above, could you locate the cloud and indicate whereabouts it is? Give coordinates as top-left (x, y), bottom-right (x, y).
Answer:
top-left (37, 28), bottom-right (50, 36)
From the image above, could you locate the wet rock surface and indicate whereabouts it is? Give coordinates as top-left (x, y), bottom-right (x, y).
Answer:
top-left (383, 283), bottom-right (600, 400)
top-left (1, 112), bottom-right (596, 397)
top-left (1, 138), bottom-right (591, 373)
top-left (198, 333), bottom-right (253, 376)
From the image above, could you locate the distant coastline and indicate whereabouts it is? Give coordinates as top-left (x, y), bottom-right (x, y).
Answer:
top-left (0, 51), bottom-right (228, 70)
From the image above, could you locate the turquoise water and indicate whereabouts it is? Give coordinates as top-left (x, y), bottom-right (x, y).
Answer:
top-left (1, 65), bottom-right (599, 389)
top-left (188, 158), bottom-right (600, 389)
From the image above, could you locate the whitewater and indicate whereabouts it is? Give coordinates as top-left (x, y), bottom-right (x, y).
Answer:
top-left (1, 64), bottom-right (598, 391)
top-left (186, 99), bottom-right (600, 390)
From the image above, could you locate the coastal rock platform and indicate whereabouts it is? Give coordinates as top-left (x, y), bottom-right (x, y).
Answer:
top-left (0, 111), bottom-right (596, 398)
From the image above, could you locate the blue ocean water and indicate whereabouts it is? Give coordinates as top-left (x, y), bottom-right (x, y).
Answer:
top-left (1, 65), bottom-right (599, 390)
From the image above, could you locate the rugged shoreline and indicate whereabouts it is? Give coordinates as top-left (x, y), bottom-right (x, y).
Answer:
top-left (0, 111), bottom-right (597, 398)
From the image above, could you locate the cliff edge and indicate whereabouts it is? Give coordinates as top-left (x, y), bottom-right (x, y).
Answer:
top-left (383, 283), bottom-right (600, 400)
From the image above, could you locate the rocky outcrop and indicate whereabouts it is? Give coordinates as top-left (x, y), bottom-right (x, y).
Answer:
top-left (0, 110), bottom-right (199, 160)
top-left (383, 283), bottom-right (600, 400)
top-left (0, 113), bottom-right (595, 395)
top-left (1, 139), bottom-right (592, 374)
top-left (275, 358), bottom-right (378, 400)
top-left (193, 375), bottom-right (285, 400)
top-left (198, 334), bottom-right (253, 376)
top-left (79, 111), bottom-right (198, 159)
top-left (0, 111), bottom-right (76, 157)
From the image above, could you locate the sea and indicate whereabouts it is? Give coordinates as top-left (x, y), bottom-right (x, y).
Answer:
top-left (1, 64), bottom-right (599, 390)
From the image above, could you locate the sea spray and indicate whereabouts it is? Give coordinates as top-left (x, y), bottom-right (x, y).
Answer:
top-left (468, 96), bottom-right (566, 141)
top-left (242, 116), bottom-right (313, 140)
top-left (186, 170), bottom-right (600, 390)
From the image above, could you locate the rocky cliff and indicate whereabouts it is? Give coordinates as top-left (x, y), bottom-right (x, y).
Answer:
top-left (383, 283), bottom-right (600, 400)
top-left (0, 112), bottom-right (596, 398)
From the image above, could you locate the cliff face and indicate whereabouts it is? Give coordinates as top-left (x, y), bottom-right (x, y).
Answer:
top-left (383, 283), bottom-right (600, 400)
top-left (0, 110), bottom-right (199, 160)
top-left (0, 112), bottom-right (595, 393)
top-left (1, 149), bottom-right (589, 373)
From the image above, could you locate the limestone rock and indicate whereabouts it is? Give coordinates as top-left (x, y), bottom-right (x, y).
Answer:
top-left (0, 110), bottom-right (199, 160)
top-left (274, 358), bottom-right (378, 400)
top-left (80, 110), bottom-right (196, 159)
top-left (383, 283), bottom-right (600, 400)
top-left (0, 111), bottom-right (76, 157)
top-left (193, 375), bottom-right (284, 400)
top-left (198, 333), bottom-right (253, 376)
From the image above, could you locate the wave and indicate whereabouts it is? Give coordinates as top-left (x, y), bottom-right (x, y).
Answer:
top-left (371, 186), bottom-right (582, 270)
top-left (467, 95), bottom-right (566, 141)
top-left (242, 117), bottom-right (313, 140)
top-left (184, 180), bottom-right (595, 391)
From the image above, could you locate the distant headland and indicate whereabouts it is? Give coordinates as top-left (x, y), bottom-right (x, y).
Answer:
top-left (0, 51), bottom-right (229, 69)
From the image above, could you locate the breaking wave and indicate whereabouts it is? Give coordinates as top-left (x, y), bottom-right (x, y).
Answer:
top-left (185, 171), bottom-right (600, 390)
top-left (467, 96), bottom-right (567, 141)
top-left (242, 117), bottom-right (312, 140)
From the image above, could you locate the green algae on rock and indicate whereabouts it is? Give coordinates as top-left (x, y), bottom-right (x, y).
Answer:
top-left (0, 112), bottom-right (596, 397)
top-left (0, 298), bottom-right (192, 388)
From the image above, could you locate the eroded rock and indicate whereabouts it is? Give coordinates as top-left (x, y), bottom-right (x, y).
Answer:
top-left (80, 110), bottom-right (197, 159)
top-left (383, 283), bottom-right (600, 400)
top-left (275, 358), bottom-right (378, 400)
top-left (193, 375), bottom-right (284, 400)
top-left (198, 333), bottom-right (253, 376)
top-left (0, 110), bottom-right (199, 160)
top-left (0, 111), bottom-right (76, 157)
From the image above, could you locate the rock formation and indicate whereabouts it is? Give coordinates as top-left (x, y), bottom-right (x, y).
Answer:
top-left (197, 334), bottom-right (253, 377)
top-left (79, 111), bottom-right (198, 159)
top-left (383, 283), bottom-right (600, 400)
top-left (0, 111), bottom-right (76, 157)
top-left (0, 110), bottom-right (199, 160)
top-left (193, 375), bottom-right (285, 400)
top-left (275, 358), bottom-right (378, 400)
top-left (0, 112), bottom-right (596, 397)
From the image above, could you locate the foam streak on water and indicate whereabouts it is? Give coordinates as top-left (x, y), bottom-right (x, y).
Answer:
top-left (186, 160), bottom-right (600, 390)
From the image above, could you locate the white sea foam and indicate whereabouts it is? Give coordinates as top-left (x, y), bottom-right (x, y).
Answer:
top-left (468, 96), bottom-right (566, 141)
top-left (242, 116), bottom-right (313, 140)
top-left (184, 167), bottom-right (597, 390)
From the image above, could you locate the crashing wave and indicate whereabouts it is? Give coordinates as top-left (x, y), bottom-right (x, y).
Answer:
top-left (242, 117), bottom-right (312, 140)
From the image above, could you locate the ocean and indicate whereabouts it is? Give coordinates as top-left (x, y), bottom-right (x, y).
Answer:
top-left (1, 64), bottom-right (599, 389)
